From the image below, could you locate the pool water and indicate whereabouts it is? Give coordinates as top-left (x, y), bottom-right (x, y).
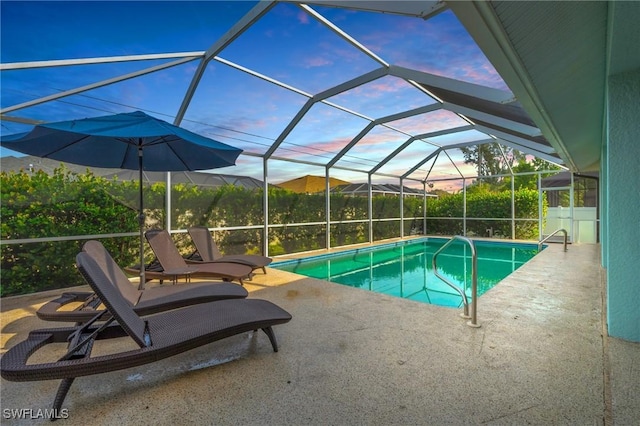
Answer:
top-left (272, 238), bottom-right (540, 308)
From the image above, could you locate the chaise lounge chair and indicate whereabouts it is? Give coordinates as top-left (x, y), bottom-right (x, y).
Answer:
top-left (145, 229), bottom-right (254, 285)
top-left (187, 226), bottom-right (272, 274)
top-left (0, 251), bottom-right (292, 413)
top-left (36, 240), bottom-right (248, 324)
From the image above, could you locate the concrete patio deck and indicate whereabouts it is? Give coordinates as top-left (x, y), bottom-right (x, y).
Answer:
top-left (1, 243), bottom-right (638, 425)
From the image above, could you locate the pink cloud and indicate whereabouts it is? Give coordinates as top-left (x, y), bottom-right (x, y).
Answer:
top-left (302, 56), bottom-right (333, 68)
top-left (329, 76), bottom-right (413, 106)
top-left (323, 44), bottom-right (369, 63)
top-left (368, 79), bottom-right (404, 94)
top-left (280, 136), bottom-right (354, 157)
top-left (387, 110), bottom-right (466, 135)
top-left (297, 11), bottom-right (310, 24)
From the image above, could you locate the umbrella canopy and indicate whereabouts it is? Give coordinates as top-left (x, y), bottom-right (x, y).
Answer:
top-left (276, 175), bottom-right (350, 194)
top-left (1, 111), bottom-right (243, 288)
top-left (1, 111), bottom-right (241, 170)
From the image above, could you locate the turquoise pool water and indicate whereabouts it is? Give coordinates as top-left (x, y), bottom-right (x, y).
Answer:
top-left (272, 238), bottom-right (540, 308)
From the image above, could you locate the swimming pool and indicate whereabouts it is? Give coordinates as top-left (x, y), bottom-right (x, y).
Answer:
top-left (272, 238), bottom-right (540, 308)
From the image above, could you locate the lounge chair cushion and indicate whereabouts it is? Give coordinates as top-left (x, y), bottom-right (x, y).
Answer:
top-left (187, 226), bottom-right (272, 273)
top-left (145, 229), bottom-right (253, 284)
top-left (36, 241), bottom-right (248, 323)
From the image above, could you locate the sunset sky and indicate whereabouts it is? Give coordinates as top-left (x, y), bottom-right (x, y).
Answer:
top-left (1, 1), bottom-right (512, 186)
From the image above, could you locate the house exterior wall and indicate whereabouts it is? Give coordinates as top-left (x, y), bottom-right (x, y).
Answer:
top-left (605, 67), bottom-right (640, 342)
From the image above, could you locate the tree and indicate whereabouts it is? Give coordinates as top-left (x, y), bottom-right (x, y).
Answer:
top-left (462, 143), bottom-right (561, 192)
top-left (501, 158), bottom-right (562, 191)
top-left (460, 143), bottom-right (525, 183)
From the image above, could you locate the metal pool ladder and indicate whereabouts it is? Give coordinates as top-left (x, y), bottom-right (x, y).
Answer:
top-left (538, 228), bottom-right (568, 252)
top-left (432, 236), bottom-right (481, 328)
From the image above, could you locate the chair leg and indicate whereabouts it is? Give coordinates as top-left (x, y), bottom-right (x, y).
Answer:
top-left (50, 329), bottom-right (97, 417)
top-left (51, 377), bottom-right (75, 418)
top-left (261, 327), bottom-right (279, 352)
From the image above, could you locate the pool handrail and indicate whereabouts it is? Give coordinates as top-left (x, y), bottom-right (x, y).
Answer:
top-left (432, 235), bottom-right (481, 328)
top-left (538, 228), bottom-right (568, 252)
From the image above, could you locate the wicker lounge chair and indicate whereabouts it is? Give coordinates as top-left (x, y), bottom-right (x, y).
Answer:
top-left (145, 229), bottom-right (253, 285)
top-left (0, 251), bottom-right (292, 412)
top-left (36, 240), bottom-right (248, 324)
top-left (187, 226), bottom-right (272, 274)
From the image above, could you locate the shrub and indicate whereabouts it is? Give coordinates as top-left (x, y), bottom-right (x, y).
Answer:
top-left (425, 189), bottom-right (543, 238)
top-left (1, 167), bottom-right (139, 296)
top-left (1, 168), bottom-right (544, 296)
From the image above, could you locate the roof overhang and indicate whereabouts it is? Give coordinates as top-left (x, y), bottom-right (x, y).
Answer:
top-left (448, 1), bottom-right (613, 172)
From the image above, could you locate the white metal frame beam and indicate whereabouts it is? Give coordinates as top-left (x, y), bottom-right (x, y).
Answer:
top-left (369, 125), bottom-right (474, 174)
top-left (174, 1), bottom-right (276, 125)
top-left (292, 0), bottom-right (447, 19)
top-left (444, 102), bottom-right (541, 137)
top-left (389, 65), bottom-right (515, 104)
top-left (1, 56), bottom-right (200, 115)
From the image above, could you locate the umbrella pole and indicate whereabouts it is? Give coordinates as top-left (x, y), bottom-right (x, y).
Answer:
top-left (138, 146), bottom-right (146, 290)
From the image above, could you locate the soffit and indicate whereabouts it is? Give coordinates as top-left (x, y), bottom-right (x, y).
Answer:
top-left (450, 1), bottom-right (609, 172)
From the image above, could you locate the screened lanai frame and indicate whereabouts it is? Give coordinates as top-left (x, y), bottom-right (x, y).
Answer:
top-left (0, 0), bottom-right (571, 257)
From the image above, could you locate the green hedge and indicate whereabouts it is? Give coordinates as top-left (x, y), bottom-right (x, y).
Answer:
top-left (1, 168), bottom-right (139, 295)
top-left (1, 168), bottom-right (542, 296)
top-left (425, 189), bottom-right (544, 239)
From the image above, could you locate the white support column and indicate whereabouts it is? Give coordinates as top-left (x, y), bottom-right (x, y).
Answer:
top-left (423, 182), bottom-right (427, 236)
top-left (462, 178), bottom-right (467, 236)
top-left (400, 177), bottom-right (404, 238)
top-left (569, 172), bottom-right (575, 243)
top-left (538, 173), bottom-right (543, 241)
top-left (165, 173), bottom-right (172, 232)
top-left (263, 157), bottom-right (269, 257)
top-left (511, 177), bottom-right (515, 239)
top-left (368, 174), bottom-right (373, 243)
top-left (326, 167), bottom-right (331, 250)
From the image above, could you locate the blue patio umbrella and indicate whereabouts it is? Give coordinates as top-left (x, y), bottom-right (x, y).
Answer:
top-left (1, 111), bottom-right (243, 288)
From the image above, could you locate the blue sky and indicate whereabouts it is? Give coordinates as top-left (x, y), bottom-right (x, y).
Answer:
top-left (1, 1), bottom-right (509, 186)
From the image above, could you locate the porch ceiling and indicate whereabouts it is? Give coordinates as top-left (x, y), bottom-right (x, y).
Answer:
top-left (450, 0), bottom-right (640, 172)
